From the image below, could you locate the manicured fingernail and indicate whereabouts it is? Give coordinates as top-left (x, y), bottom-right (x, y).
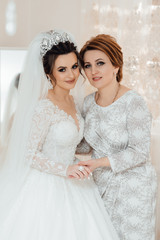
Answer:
top-left (88, 177), bottom-right (90, 180)
top-left (90, 172), bottom-right (92, 176)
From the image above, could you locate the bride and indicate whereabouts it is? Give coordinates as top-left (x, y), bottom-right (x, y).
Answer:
top-left (0, 29), bottom-right (119, 240)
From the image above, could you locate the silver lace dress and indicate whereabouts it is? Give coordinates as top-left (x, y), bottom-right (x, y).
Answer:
top-left (80, 90), bottom-right (157, 240)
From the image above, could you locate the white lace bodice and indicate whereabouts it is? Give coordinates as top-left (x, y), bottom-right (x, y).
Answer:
top-left (25, 99), bottom-right (84, 177)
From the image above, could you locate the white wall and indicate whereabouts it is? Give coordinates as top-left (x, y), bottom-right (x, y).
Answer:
top-left (0, 0), bottom-right (82, 47)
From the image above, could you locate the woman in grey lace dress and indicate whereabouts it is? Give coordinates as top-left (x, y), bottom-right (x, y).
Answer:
top-left (77, 34), bottom-right (157, 240)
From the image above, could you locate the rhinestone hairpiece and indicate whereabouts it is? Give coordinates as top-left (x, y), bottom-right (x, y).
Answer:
top-left (40, 30), bottom-right (74, 57)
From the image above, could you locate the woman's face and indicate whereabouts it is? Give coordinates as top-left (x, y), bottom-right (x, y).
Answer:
top-left (83, 49), bottom-right (118, 89)
top-left (51, 52), bottom-right (80, 90)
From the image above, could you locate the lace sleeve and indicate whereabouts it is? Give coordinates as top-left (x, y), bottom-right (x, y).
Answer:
top-left (26, 100), bottom-right (68, 177)
top-left (108, 96), bottom-right (152, 174)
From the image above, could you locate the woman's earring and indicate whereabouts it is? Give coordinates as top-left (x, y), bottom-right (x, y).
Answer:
top-left (113, 72), bottom-right (117, 80)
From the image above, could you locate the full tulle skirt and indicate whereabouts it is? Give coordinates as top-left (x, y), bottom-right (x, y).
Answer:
top-left (0, 169), bottom-right (118, 240)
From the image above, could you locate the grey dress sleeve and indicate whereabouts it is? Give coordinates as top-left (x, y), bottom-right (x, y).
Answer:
top-left (76, 95), bottom-right (92, 154)
top-left (76, 138), bottom-right (92, 154)
top-left (108, 96), bottom-right (152, 174)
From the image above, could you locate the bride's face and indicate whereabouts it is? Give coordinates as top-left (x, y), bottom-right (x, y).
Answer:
top-left (52, 52), bottom-right (80, 90)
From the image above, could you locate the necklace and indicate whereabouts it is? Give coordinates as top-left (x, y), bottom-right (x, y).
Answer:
top-left (112, 83), bottom-right (120, 103)
top-left (96, 83), bottom-right (120, 106)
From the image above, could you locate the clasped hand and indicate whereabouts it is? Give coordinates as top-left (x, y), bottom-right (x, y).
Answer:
top-left (67, 159), bottom-right (99, 179)
top-left (67, 164), bottom-right (92, 179)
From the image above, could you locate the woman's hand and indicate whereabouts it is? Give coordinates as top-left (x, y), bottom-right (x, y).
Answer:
top-left (78, 157), bottom-right (110, 172)
top-left (66, 164), bottom-right (91, 179)
top-left (78, 159), bottom-right (99, 172)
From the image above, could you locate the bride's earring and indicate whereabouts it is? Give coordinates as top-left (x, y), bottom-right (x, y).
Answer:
top-left (47, 76), bottom-right (53, 89)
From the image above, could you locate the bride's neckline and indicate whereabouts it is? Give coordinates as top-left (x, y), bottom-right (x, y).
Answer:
top-left (45, 97), bottom-right (80, 132)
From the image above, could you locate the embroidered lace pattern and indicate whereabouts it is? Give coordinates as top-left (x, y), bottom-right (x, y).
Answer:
top-left (25, 99), bottom-right (83, 177)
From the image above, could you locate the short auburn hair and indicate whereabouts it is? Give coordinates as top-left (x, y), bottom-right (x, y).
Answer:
top-left (80, 34), bottom-right (123, 82)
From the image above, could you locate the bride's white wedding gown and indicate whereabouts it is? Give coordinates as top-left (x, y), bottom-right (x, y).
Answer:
top-left (0, 99), bottom-right (118, 240)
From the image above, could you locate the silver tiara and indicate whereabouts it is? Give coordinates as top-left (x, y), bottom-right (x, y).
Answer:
top-left (40, 30), bottom-right (74, 57)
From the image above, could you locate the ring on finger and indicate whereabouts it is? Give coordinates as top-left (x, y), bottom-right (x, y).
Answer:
top-left (78, 166), bottom-right (84, 172)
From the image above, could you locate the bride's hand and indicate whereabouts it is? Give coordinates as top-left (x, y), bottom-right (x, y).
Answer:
top-left (66, 164), bottom-right (91, 179)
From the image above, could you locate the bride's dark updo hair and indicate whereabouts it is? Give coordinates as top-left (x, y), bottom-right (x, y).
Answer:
top-left (42, 41), bottom-right (79, 81)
